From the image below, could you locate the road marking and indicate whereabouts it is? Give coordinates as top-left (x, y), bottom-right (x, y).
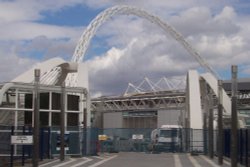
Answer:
top-left (200, 156), bottom-right (221, 167)
top-left (93, 156), bottom-right (105, 160)
top-left (187, 154), bottom-right (202, 167)
top-left (71, 157), bottom-right (93, 167)
top-left (88, 155), bottom-right (118, 167)
top-left (52, 158), bottom-right (76, 167)
top-left (173, 154), bottom-right (182, 167)
top-left (223, 159), bottom-right (230, 165)
top-left (39, 159), bottom-right (59, 167)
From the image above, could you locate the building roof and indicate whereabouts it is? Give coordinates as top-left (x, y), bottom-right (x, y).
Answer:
top-left (223, 78), bottom-right (250, 91)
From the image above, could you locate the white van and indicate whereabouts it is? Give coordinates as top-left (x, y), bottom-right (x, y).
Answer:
top-left (151, 125), bottom-right (182, 152)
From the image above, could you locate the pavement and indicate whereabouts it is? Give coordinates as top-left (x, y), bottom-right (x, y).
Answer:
top-left (23, 153), bottom-right (233, 167)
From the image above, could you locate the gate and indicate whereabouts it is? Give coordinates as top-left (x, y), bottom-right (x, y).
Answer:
top-left (87, 128), bottom-right (191, 154)
top-left (0, 126), bottom-right (50, 167)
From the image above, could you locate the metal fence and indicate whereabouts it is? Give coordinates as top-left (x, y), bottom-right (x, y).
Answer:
top-left (0, 126), bottom-right (249, 166)
top-left (0, 125), bottom-right (50, 167)
top-left (86, 128), bottom-right (205, 154)
top-left (223, 129), bottom-right (250, 166)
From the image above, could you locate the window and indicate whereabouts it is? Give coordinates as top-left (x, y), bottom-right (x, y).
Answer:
top-left (67, 113), bottom-right (79, 126)
top-left (52, 112), bottom-right (60, 126)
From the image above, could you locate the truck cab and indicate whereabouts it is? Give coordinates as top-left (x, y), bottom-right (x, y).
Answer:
top-left (151, 125), bottom-right (182, 152)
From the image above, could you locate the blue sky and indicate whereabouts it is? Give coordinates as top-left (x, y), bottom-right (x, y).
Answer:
top-left (0, 0), bottom-right (250, 96)
top-left (38, 4), bottom-right (102, 27)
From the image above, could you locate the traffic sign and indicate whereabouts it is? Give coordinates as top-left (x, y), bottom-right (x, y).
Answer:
top-left (11, 135), bottom-right (33, 145)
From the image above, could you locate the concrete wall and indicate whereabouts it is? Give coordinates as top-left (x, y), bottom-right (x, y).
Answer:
top-left (103, 112), bottom-right (123, 128)
top-left (157, 110), bottom-right (181, 128)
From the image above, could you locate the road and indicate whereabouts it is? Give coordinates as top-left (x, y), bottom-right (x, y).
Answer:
top-left (28, 153), bottom-right (232, 167)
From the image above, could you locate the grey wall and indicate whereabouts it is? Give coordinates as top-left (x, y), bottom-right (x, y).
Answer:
top-left (103, 112), bottom-right (123, 128)
top-left (157, 110), bottom-right (181, 128)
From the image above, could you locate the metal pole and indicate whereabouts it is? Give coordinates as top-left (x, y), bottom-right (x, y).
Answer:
top-left (83, 108), bottom-right (87, 155)
top-left (208, 88), bottom-right (214, 159)
top-left (32, 69), bottom-right (40, 167)
top-left (218, 80), bottom-right (224, 165)
top-left (60, 82), bottom-right (66, 161)
top-left (10, 126), bottom-right (14, 167)
top-left (231, 65), bottom-right (238, 167)
top-left (203, 111), bottom-right (208, 155)
top-left (203, 82), bottom-right (209, 155)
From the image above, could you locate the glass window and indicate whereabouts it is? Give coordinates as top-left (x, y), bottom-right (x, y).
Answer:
top-left (52, 93), bottom-right (61, 110)
top-left (67, 113), bottom-right (79, 126)
top-left (52, 112), bottom-right (60, 126)
top-left (40, 112), bottom-right (49, 126)
top-left (24, 111), bottom-right (32, 125)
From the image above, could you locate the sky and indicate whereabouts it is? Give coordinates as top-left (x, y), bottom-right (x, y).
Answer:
top-left (1, 0), bottom-right (250, 97)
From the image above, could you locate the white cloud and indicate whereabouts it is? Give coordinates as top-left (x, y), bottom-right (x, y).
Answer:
top-left (88, 47), bottom-right (125, 74)
top-left (214, 6), bottom-right (236, 21)
top-left (0, 22), bottom-right (83, 40)
top-left (84, 4), bottom-right (250, 95)
top-left (0, 46), bottom-right (38, 82)
top-left (1, 0), bottom-right (250, 96)
top-left (0, 0), bottom-right (85, 23)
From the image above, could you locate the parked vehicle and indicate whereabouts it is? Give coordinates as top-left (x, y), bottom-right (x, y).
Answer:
top-left (151, 125), bottom-right (182, 152)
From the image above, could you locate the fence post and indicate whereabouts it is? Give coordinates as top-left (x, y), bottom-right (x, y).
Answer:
top-left (60, 82), bottom-right (65, 161)
top-left (10, 126), bottom-right (14, 167)
top-left (48, 128), bottom-right (51, 159)
top-left (208, 89), bottom-right (214, 159)
top-left (22, 126), bottom-right (25, 166)
top-left (203, 110), bottom-right (208, 155)
top-left (246, 129), bottom-right (249, 167)
top-left (217, 80), bottom-right (223, 165)
top-left (40, 128), bottom-right (44, 161)
top-left (32, 69), bottom-right (40, 167)
top-left (83, 108), bottom-right (87, 155)
top-left (231, 65), bottom-right (238, 167)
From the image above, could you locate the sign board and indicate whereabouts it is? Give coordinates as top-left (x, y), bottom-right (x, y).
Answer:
top-left (11, 135), bottom-right (33, 145)
top-left (132, 134), bottom-right (144, 140)
top-left (98, 135), bottom-right (108, 141)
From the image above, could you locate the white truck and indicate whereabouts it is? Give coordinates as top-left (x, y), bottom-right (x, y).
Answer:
top-left (151, 125), bottom-right (182, 152)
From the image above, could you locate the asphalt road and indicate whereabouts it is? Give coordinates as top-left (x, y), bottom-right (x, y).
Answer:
top-left (27, 152), bottom-right (232, 167)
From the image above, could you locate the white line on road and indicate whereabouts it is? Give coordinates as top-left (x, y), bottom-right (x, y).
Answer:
top-left (39, 159), bottom-right (59, 167)
top-left (223, 159), bottom-right (230, 166)
top-left (88, 155), bottom-right (118, 167)
top-left (71, 157), bottom-right (93, 167)
top-left (200, 156), bottom-right (222, 167)
top-left (188, 154), bottom-right (202, 167)
top-left (52, 158), bottom-right (77, 167)
top-left (92, 156), bottom-right (105, 160)
top-left (173, 154), bottom-right (182, 167)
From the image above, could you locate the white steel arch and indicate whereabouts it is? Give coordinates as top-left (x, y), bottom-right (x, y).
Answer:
top-left (63, 5), bottom-right (218, 86)
top-left (41, 5), bottom-right (218, 86)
